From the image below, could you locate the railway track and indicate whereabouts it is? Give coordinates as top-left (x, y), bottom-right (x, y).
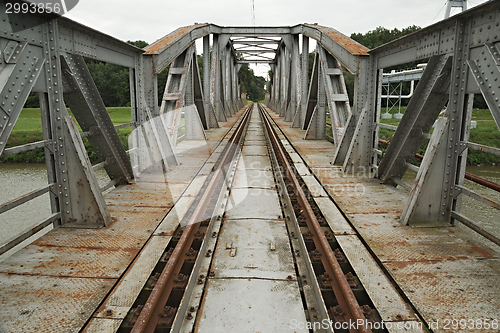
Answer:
top-left (118, 103), bottom-right (385, 333)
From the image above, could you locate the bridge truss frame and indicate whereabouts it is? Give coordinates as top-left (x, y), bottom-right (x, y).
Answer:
top-left (0, 1), bottom-right (499, 255)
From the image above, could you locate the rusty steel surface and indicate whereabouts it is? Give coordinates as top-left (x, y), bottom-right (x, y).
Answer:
top-left (305, 24), bottom-right (369, 56)
top-left (144, 24), bottom-right (208, 54)
top-left (0, 273), bottom-right (115, 333)
top-left (0, 108), bottom-right (245, 333)
top-left (274, 110), bottom-right (500, 331)
top-left (385, 259), bottom-right (500, 333)
top-left (259, 104), bottom-right (371, 333)
top-left (130, 104), bottom-right (253, 333)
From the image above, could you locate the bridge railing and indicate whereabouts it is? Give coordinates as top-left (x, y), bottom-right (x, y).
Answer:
top-left (0, 119), bottom-right (135, 256)
top-left (362, 1), bottom-right (500, 242)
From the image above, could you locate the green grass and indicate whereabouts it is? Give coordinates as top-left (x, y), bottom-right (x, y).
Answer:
top-left (327, 108), bottom-right (500, 165)
top-left (1, 107), bottom-right (132, 163)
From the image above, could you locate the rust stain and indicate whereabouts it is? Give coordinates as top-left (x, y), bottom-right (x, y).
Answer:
top-left (470, 245), bottom-right (496, 259)
top-left (144, 24), bottom-right (207, 54)
top-left (306, 24), bottom-right (369, 56)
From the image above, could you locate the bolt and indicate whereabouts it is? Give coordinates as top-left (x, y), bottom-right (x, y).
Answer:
top-left (189, 306), bottom-right (195, 312)
top-left (186, 312), bottom-right (193, 320)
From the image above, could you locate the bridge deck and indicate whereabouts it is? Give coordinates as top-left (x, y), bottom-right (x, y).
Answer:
top-left (266, 106), bottom-right (500, 331)
top-left (1, 105), bottom-right (499, 333)
top-left (0, 110), bottom-right (245, 333)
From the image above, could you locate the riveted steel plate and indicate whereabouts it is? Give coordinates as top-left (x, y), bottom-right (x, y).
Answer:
top-left (385, 259), bottom-right (500, 332)
top-left (196, 278), bottom-right (308, 333)
top-left (336, 234), bottom-right (416, 322)
top-left (0, 244), bottom-right (136, 278)
top-left (243, 140), bottom-right (266, 146)
top-left (323, 178), bottom-right (406, 214)
top-left (0, 273), bottom-right (114, 333)
top-left (236, 155), bottom-right (272, 170)
top-left (225, 189), bottom-right (281, 220)
top-left (211, 219), bottom-right (295, 280)
top-left (232, 169), bottom-right (276, 189)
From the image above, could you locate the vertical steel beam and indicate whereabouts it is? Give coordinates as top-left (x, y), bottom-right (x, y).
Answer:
top-left (377, 55), bottom-right (452, 184)
top-left (285, 35), bottom-right (300, 122)
top-left (341, 54), bottom-right (379, 172)
top-left (305, 46), bottom-right (326, 140)
top-left (210, 34), bottom-right (226, 122)
top-left (445, 18), bottom-right (473, 224)
top-left (303, 51), bottom-right (319, 130)
top-left (203, 35), bottom-right (218, 128)
top-left (42, 19), bottom-right (110, 227)
top-left (293, 35), bottom-right (309, 128)
top-left (61, 54), bottom-right (134, 184)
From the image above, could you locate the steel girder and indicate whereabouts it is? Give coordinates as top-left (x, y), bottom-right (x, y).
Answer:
top-left (371, 1), bottom-right (500, 225)
top-left (292, 35), bottom-right (309, 128)
top-left (0, 9), bottom-right (142, 228)
top-left (303, 51), bottom-right (320, 133)
top-left (203, 35), bottom-right (219, 129)
top-left (377, 55), bottom-right (453, 185)
top-left (61, 54), bottom-right (134, 185)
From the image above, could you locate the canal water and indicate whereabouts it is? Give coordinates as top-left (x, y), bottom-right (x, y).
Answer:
top-left (0, 163), bottom-right (499, 261)
top-left (0, 163), bottom-right (110, 261)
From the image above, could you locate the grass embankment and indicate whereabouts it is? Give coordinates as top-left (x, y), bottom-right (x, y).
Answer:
top-left (326, 107), bottom-right (500, 165)
top-left (1, 107), bottom-right (132, 163)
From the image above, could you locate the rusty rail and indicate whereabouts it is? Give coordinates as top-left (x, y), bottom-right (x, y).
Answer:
top-left (131, 104), bottom-right (252, 333)
top-left (260, 104), bottom-right (371, 333)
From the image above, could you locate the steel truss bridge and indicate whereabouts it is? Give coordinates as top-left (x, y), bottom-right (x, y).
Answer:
top-left (0, 1), bottom-right (500, 333)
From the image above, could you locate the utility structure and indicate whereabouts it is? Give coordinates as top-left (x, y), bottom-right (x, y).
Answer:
top-left (445, 0), bottom-right (467, 19)
top-left (1, 1), bottom-right (500, 255)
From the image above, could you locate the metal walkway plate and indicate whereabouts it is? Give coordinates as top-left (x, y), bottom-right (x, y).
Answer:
top-left (0, 273), bottom-right (114, 333)
top-left (211, 219), bottom-right (295, 280)
top-left (196, 278), bottom-right (307, 333)
top-left (232, 169), bottom-right (276, 189)
top-left (225, 188), bottom-right (281, 220)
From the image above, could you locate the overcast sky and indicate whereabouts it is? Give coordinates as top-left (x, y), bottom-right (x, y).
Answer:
top-left (65, 0), bottom-right (490, 76)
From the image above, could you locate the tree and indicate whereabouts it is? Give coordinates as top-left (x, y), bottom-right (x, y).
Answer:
top-left (238, 63), bottom-right (266, 102)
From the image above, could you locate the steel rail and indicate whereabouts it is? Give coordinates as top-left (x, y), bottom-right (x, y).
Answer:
top-left (131, 104), bottom-right (252, 333)
top-left (259, 104), bottom-right (371, 333)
